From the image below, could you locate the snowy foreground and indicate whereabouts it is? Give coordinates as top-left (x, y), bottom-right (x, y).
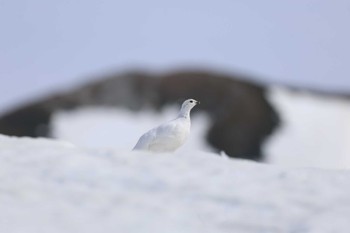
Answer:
top-left (1, 135), bottom-right (350, 233)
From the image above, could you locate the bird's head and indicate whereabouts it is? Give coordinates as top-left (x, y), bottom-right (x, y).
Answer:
top-left (180, 99), bottom-right (200, 116)
top-left (184, 99), bottom-right (200, 107)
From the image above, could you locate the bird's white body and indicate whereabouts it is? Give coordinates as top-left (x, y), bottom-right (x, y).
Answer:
top-left (133, 99), bottom-right (199, 152)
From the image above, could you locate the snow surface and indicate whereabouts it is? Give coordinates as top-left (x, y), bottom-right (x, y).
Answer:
top-left (1, 134), bottom-right (350, 233)
top-left (265, 87), bottom-right (350, 169)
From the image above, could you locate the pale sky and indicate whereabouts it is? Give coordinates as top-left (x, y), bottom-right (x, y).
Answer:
top-left (1, 0), bottom-right (350, 111)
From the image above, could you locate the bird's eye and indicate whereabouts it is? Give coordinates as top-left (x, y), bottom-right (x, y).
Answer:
top-left (190, 100), bottom-right (193, 103)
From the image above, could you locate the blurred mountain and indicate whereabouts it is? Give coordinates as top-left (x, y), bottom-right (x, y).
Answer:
top-left (0, 70), bottom-right (279, 160)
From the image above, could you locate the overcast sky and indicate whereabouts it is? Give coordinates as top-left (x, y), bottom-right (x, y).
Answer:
top-left (1, 0), bottom-right (350, 111)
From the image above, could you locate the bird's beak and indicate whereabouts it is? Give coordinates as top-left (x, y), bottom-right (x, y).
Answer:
top-left (197, 101), bottom-right (200, 105)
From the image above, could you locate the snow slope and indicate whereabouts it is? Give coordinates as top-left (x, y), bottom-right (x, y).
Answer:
top-left (51, 100), bottom-right (350, 170)
top-left (266, 87), bottom-right (350, 169)
top-left (1, 135), bottom-right (350, 233)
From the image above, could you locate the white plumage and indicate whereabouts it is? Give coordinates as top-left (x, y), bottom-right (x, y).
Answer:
top-left (133, 99), bottom-right (199, 152)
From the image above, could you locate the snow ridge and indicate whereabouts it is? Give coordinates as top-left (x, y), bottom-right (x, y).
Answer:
top-left (0, 135), bottom-right (350, 233)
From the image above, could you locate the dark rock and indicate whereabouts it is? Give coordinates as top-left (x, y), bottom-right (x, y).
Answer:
top-left (0, 101), bottom-right (52, 137)
top-left (0, 70), bottom-right (279, 160)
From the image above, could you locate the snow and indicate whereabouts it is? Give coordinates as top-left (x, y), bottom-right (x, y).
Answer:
top-left (51, 96), bottom-right (350, 170)
top-left (51, 106), bottom-right (214, 153)
top-left (265, 87), bottom-right (350, 169)
top-left (1, 134), bottom-right (350, 233)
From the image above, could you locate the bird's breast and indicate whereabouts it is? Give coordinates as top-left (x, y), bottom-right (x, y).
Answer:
top-left (148, 120), bottom-right (190, 152)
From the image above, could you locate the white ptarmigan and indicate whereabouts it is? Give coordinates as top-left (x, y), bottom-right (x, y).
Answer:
top-left (133, 99), bottom-right (200, 152)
